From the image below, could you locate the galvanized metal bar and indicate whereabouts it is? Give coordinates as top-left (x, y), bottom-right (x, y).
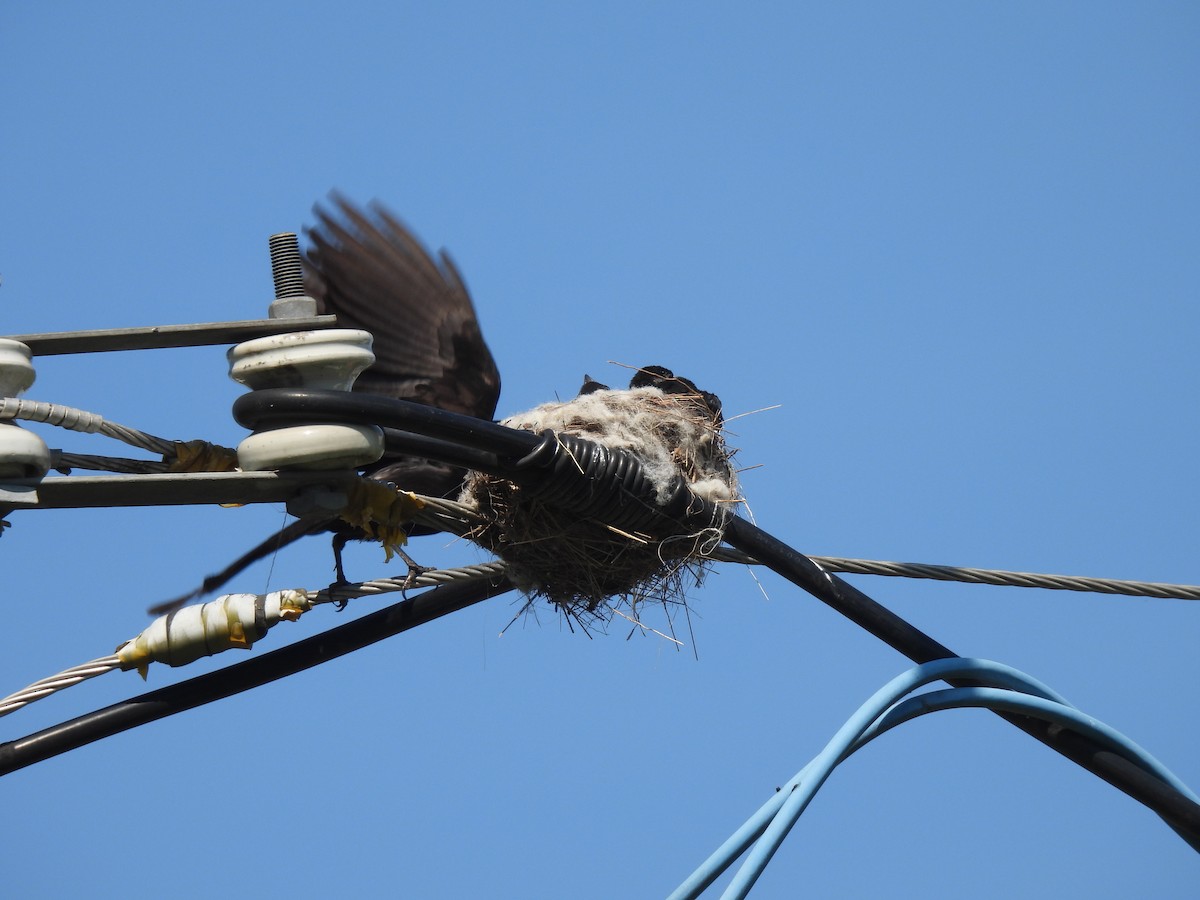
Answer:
top-left (6, 316), bottom-right (340, 356)
top-left (0, 470), bottom-right (359, 509)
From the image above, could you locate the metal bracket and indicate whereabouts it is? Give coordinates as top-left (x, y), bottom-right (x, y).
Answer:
top-left (0, 470), bottom-right (361, 509)
top-left (6, 316), bottom-right (339, 356)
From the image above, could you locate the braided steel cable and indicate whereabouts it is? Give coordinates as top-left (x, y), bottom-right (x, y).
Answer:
top-left (0, 656), bottom-right (123, 719)
top-left (808, 555), bottom-right (1200, 600)
top-left (0, 561), bottom-right (509, 720)
top-left (51, 451), bottom-right (170, 474)
top-left (0, 397), bottom-right (242, 476)
top-left (0, 397), bottom-right (176, 455)
top-left (0, 574), bottom-right (512, 776)
top-left (318, 561), bottom-right (508, 606)
top-left (704, 548), bottom-right (1200, 602)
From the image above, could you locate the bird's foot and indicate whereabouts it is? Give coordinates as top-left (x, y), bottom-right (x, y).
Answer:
top-left (327, 539), bottom-right (355, 610)
top-left (395, 548), bottom-right (434, 595)
top-left (326, 577), bottom-right (353, 611)
top-left (325, 555), bottom-right (354, 611)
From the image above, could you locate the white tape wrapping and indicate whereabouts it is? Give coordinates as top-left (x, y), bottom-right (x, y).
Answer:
top-left (117, 590), bottom-right (312, 674)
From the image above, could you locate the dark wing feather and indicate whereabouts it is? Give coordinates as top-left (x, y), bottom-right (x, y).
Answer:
top-left (304, 195), bottom-right (500, 419)
top-left (149, 198), bottom-right (496, 613)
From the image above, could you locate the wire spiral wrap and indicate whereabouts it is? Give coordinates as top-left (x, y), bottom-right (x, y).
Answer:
top-left (514, 429), bottom-right (695, 531)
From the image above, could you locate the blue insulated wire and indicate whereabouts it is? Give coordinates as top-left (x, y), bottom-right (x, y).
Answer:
top-left (669, 659), bottom-right (1199, 899)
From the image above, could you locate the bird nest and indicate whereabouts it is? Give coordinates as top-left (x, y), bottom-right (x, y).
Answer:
top-left (460, 385), bottom-right (739, 633)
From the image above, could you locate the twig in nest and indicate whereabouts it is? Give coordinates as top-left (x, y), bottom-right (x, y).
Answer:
top-left (461, 384), bottom-right (740, 635)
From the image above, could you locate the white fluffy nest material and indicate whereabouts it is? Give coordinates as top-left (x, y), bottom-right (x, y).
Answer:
top-left (459, 385), bottom-right (739, 626)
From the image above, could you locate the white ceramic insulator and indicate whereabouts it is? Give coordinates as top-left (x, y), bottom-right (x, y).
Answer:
top-left (0, 427), bottom-right (52, 478)
top-left (228, 329), bottom-right (376, 391)
top-left (237, 423), bottom-right (384, 471)
top-left (0, 340), bottom-right (36, 396)
top-left (229, 328), bottom-right (384, 471)
top-left (0, 339), bottom-right (50, 478)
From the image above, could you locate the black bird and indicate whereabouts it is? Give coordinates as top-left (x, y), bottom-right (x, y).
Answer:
top-left (150, 197), bottom-right (500, 613)
top-left (307, 198), bottom-right (501, 493)
top-left (155, 201), bottom-right (722, 615)
top-left (577, 374), bottom-right (609, 395)
top-left (626, 364), bottom-right (723, 424)
top-left (578, 366), bottom-right (723, 425)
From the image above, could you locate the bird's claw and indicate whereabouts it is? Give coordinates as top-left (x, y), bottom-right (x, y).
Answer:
top-left (401, 563), bottom-right (433, 594)
top-left (326, 578), bottom-right (352, 611)
top-left (395, 548), bottom-right (433, 595)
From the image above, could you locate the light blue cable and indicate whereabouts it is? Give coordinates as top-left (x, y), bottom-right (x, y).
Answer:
top-left (668, 658), bottom-right (1199, 900)
top-left (670, 658), bottom-right (1063, 900)
top-left (866, 689), bottom-right (1200, 807)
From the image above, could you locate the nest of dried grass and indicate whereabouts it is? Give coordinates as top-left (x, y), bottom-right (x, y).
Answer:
top-left (460, 385), bottom-right (739, 632)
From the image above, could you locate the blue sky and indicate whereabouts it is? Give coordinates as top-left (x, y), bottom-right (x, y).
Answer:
top-left (1, 3), bottom-right (1197, 897)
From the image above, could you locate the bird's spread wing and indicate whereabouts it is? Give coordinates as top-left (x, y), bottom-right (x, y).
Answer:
top-left (305, 196), bottom-right (501, 419)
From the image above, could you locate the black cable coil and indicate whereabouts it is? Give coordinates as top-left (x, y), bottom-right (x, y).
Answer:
top-left (514, 429), bottom-right (701, 533)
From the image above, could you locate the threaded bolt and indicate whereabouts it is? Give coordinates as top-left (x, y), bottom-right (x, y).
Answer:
top-left (268, 232), bottom-right (306, 299)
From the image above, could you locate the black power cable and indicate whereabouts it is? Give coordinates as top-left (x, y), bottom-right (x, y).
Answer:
top-left (5, 385), bottom-right (1197, 850)
top-left (721, 517), bottom-right (1200, 848)
top-left (377, 427), bottom-right (504, 477)
top-left (236, 387), bottom-right (1200, 847)
top-left (239, 388), bottom-right (714, 537)
top-left (0, 574), bottom-right (512, 776)
top-left (234, 388), bottom-right (539, 461)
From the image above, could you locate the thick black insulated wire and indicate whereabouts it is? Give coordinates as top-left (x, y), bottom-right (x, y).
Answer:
top-left (723, 517), bottom-right (1200, 848)
top-left (8, 386), bottom-right (1198, 845)
top-left (236, 386), bottom-right (1200, 842)
top-left (233, 388), bottom-right (539, 461)
top-left (513, 431), bottom-right (697, 532)
top-left (0, 575), bottom-right (513, 776)
top-left (240, 388), bottom-right (707, 533)
top-left (377, 428), bottom-right (505, 478)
